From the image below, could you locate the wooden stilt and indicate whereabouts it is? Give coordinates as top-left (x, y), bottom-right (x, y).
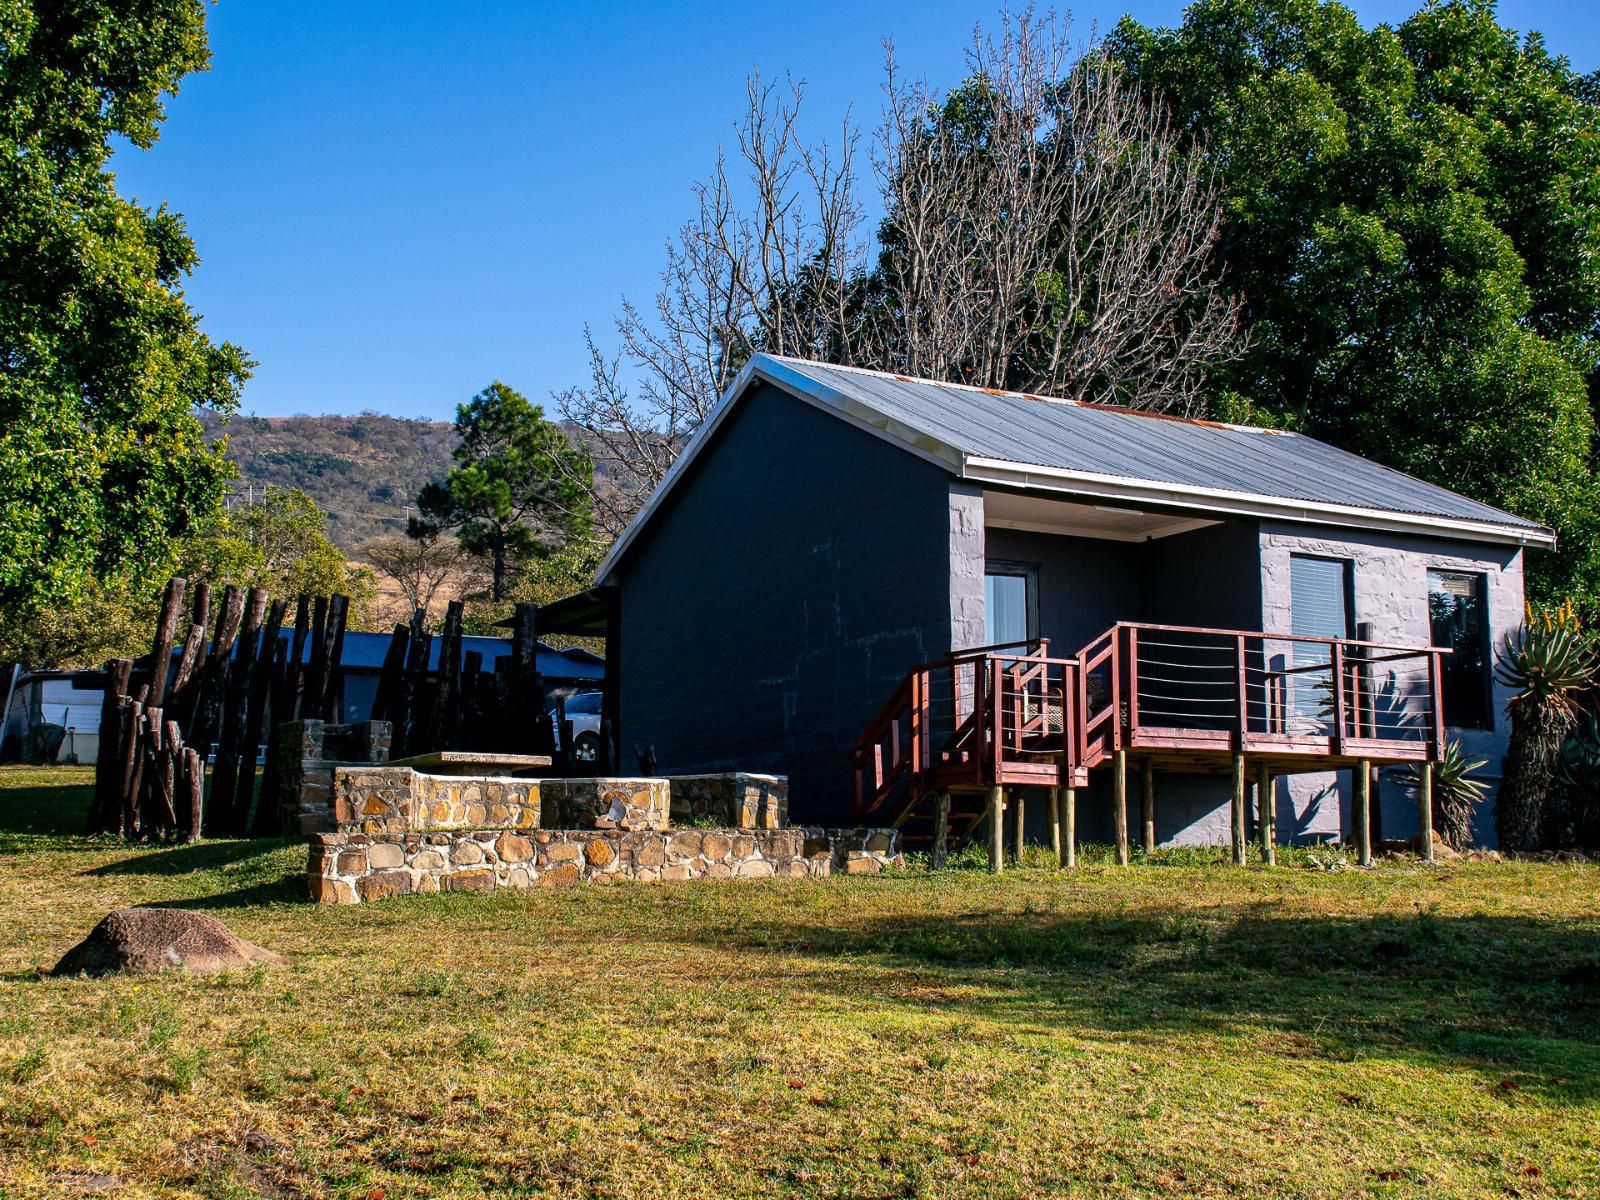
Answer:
top-left (1048, 786), bottom-right (1062, 864)
top-left (1012, 791), bottom-right (1026, 864)
top-left (1419, 761), bottom-right (1435, 863)
top-left (1257, 761), bottom-right (1276, 866)
top-left (931, 791), bottom-right (949, 870)
top-left (1113, 750), bottom-right (1129, 866)
top-left (987, 786), bottom-right (1004, 874)
top-left (1141, 760), bottom-right (1156, 856)
top-left (1230, 753), bottom-right (1247, 866)
top-left (1062, 786), bottom-right (1076, 869)
top-left (1354, 759), bottom-right (1373, 867)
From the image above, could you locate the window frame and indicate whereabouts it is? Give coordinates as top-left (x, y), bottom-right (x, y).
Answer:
top-left (983, 560), bottom-right (1040, 650)
top-left (1426, 568), bottom-right (1493, 732)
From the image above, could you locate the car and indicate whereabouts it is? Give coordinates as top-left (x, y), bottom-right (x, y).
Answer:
top-left (550, 691), bottom-right (603, 763)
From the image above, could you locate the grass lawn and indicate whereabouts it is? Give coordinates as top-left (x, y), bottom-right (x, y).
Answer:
top-left (1, 765), bottom-right (1598, 1199)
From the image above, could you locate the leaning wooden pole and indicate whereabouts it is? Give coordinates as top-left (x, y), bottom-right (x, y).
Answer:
top-left (90, 658), bottom-right (133, 833)
top-left (1048, 785), bottom-right (1062, 865)
top-left (1011, 792), bottom-right (1026, 864)
top-left (1418, 760), bottom-right (1436, 863)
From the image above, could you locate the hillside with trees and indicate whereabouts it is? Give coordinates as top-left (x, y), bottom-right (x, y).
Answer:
top-left (201, 411), bottom-right (458, 551)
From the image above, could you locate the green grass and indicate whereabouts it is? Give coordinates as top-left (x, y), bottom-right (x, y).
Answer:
top-left (1, 765), bottom-right (1598, 1198)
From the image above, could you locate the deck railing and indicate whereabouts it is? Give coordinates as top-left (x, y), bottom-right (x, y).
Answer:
top-left (1105, 622), bottom-right (1446, 763)
top-left (851, 622), bottom-right (1447, 824)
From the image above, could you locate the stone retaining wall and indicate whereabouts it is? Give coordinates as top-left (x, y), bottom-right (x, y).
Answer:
top-left (308, 826), bottom-right (901, 904)
top-left (668, 773), bottom-right (788, 829)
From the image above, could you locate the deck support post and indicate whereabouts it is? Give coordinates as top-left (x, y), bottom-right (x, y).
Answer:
top-left (1256, 762), bottom-right (1276, 866)
top-left (930, 791), bottom-right (950, 870)
top-left (1012, 791), bottom-right (1026, 864)
top-left (1062, 786), bottom-right (1076, 869)
top-left (1113, 751), bottom-right (1129, 866)
top-left (987, 786), bottom-right (1004, 874)
top-left (1048, 786), bottom-right (1061, 864)
top-left (1354, 759), bottom-right (1373, 867)
top-left (1230, 753), bottom-right (1247, 866)
top-left (1141, 760), bottom-right (1156, 857)
top-left (1418, 762), bottom-right (1435, 864)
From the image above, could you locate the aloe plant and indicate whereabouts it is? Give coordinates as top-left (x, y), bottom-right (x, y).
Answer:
top-left (1495, 602), bottom-right (1596, 851)
top-left (1399, 740), bottom-right (1488, 850)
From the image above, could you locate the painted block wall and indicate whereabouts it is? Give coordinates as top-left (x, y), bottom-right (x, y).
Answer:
top-left (1258, 522), bottom-right (1523, 846)
top-left (613, 383), bottom-right (963, 826)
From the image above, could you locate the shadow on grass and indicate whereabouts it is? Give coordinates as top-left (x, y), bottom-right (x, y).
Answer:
top-left (684, 900), bottom-right (1600, 1103)
top-left (82, 837), bottom-right (288, 877)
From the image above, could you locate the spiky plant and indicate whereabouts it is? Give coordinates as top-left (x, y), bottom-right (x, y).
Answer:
top-left (1494, 602), bottom-right (1596, 851)
top-left (1399, 740), bottom-right (1488, 850)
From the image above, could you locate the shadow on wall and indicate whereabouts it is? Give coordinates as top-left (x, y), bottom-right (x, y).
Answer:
top-left (668, 901), bottom-right (1600, 1104)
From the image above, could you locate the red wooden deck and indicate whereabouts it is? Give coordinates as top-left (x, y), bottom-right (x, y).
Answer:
top-left (852, 622), bottom-right (1446, 832)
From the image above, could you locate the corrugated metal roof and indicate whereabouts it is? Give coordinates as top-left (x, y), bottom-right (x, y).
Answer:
top-left (598, 353), bottom-right (1552, 583)
top-left (766, 356), bottom-right (1544, 532)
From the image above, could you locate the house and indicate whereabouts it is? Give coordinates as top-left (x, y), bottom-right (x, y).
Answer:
top-left (591, 354), bottom-right (1550, 849)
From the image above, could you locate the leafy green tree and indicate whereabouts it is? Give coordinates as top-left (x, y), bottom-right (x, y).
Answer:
top-left (0, 1), bottom-right (251, 628)
top-left (177, 489), bottom-right (378, 625)
top-left (1110, 0), bottom-right (1600, 611)
top-left (412, 383), bottom-right (592, 602)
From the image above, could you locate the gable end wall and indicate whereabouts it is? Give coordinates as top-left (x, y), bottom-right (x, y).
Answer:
top-left (613, 382), bottom-right (962, 824)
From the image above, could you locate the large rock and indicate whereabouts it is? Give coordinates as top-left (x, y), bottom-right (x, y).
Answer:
top-left (52, 908), bottom-right (289, 977)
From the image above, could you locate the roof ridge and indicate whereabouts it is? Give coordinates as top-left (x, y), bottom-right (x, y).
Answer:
top-left (760, 353), bottom-right (1286, 436)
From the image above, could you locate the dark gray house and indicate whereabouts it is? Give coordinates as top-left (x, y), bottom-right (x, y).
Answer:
top-left (596, 355), bottom-right (1551, 849)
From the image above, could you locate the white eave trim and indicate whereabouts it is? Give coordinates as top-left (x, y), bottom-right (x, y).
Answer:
top-left (963, 457), bottom-right (1558, 549)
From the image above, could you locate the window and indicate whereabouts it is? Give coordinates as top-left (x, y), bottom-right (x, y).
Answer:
top-left (563, 692), bottom-right (603, 715)
top-left (984, 563), bottom-right (1037, 649)
top-left (1428, 570), bottom-right (1491, 730)
top-left (1290, 555), bottom-right (1353, 725)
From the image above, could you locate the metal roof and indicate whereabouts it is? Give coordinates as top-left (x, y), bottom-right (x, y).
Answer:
top-left (599, 354), bottom-right (1554, 581)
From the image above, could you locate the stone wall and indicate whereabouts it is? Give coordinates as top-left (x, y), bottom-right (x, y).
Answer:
top-left (308, 826), bottom-right (901, 904)
top-left (668, 773), bottom-right (787, 829)
top-left (277, 719), bottom-right (392, 835)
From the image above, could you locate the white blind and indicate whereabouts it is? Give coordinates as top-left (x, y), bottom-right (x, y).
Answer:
top-left (1291, 556), bottom-right (1350, 639)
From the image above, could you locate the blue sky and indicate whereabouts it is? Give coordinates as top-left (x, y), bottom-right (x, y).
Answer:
top-left (112, 0), bottom-right (1600, 421)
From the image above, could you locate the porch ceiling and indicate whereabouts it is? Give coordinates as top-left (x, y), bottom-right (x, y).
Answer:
top-left (982, 491), bottom-right (1221, 543)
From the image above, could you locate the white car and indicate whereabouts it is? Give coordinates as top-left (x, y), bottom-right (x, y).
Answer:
top-left (550, 691), bottom-right (603, 763)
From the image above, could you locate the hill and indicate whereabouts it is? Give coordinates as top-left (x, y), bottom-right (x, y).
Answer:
top-left (203, 411), bottom-right (457, 551)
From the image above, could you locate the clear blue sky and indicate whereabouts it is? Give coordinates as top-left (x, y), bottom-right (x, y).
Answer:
top-left (111, 0), bottom-right (1600, 421)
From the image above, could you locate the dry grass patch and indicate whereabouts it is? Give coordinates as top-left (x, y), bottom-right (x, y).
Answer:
top-left (1, 765), bottom-right (1598, 1198)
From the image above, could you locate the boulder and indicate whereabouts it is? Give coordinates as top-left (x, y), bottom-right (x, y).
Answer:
top-left (52, 908), bottom-right (289, 977)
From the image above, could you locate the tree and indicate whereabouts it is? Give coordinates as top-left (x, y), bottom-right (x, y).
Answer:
top-left (1108, 0), bottom-right (1600, 611)
top-left (0, 1), bottom-right (251, 629)
top-left (412, 383), bottom-right (592, 601)
top-left (177, 489), bottom-right (377, 623)
top-left (559, 13), bottom-right (1241, 535)
top-left (364, 530), bottom-right (472, 619)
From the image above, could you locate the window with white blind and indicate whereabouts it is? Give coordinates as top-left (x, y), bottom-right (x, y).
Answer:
top-left (984, 563), bottom-right (1037, 650)
top-left (1428, 570), bottom-right (1491, 730)
top-left (1290, 555), bottom-right (1353, 726)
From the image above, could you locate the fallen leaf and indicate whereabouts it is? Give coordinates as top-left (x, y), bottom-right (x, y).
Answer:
top-left (1522, 1165), bottom-right (1542, 1177)
top-left (786, 1078), bottom-right (805, 1089)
